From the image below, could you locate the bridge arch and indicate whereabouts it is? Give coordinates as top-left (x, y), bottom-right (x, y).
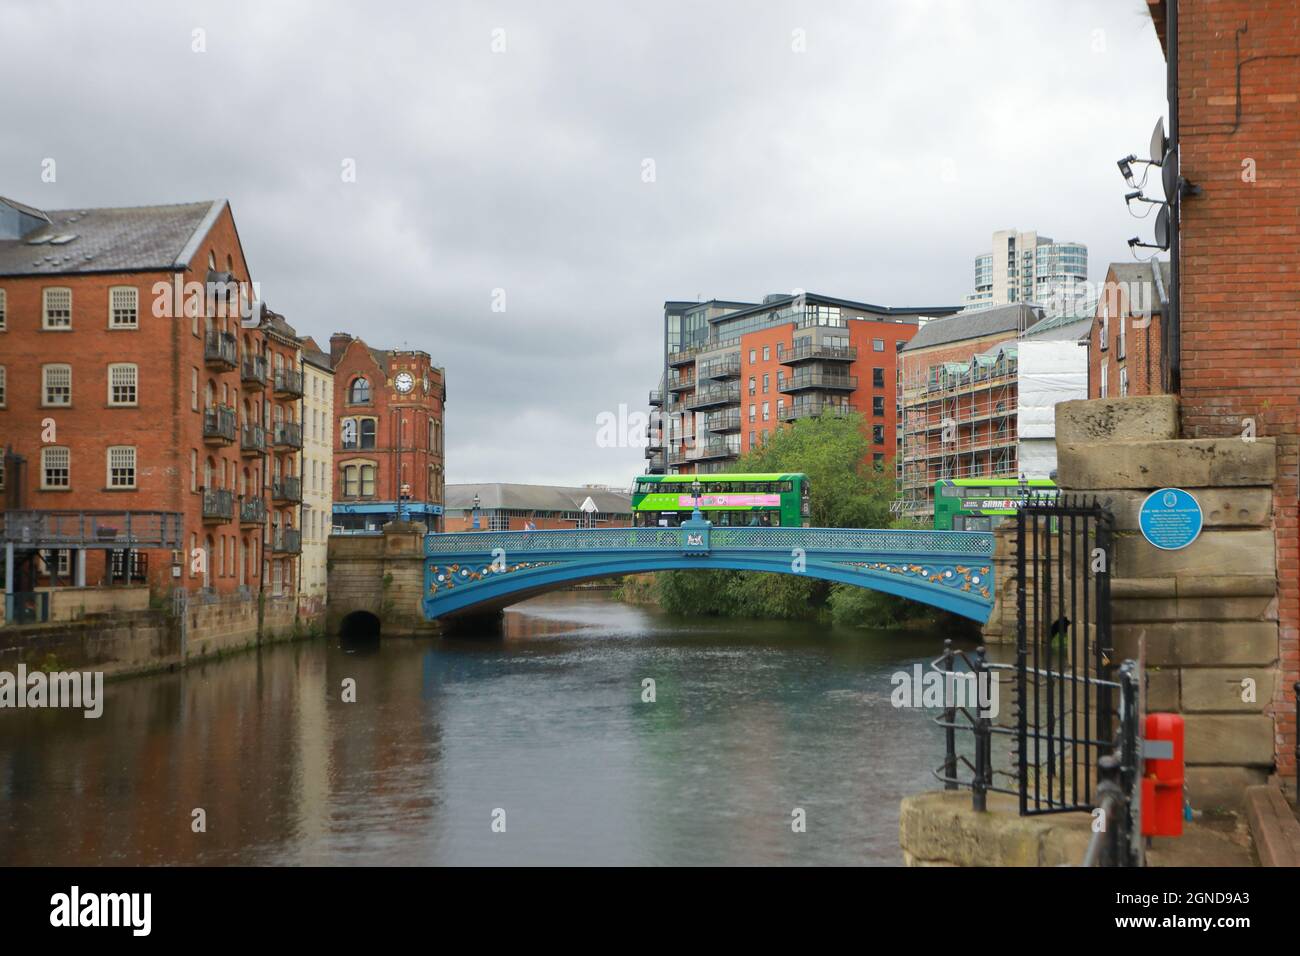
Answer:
top-left (339, 609), bottom-right (382, 642)
top-left (424, 526), bottom-right (995, 623)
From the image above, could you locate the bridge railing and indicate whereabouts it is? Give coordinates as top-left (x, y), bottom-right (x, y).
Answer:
top-left (425, 526), bottom-right (993, 559)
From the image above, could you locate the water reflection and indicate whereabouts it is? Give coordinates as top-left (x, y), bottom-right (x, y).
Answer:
top-left (0, 592), bottom-right (961, 865)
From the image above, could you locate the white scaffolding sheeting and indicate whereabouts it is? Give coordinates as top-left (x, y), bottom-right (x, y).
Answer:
top-left (1016, 340), bottom-right (1087, 478)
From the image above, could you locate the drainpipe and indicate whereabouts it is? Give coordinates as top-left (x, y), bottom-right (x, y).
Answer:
top-left (1165, 0), bottom-right (1181, 394)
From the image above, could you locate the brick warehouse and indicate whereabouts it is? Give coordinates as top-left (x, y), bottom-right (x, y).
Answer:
top-left (1148, 0), bottom-right (1300, 775)
top-left (328, 333), bottom-right (446, 532)
top-left (0, 195), bottom-right (305, 605)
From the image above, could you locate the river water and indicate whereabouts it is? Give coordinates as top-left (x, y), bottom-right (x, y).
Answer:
top-left (0, 592), bottom-right (961, 866)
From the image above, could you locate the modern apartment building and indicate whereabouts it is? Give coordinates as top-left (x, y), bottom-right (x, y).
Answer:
top-left (962, 229), bottom-right (1089, 317)
top-left (0, 195), bottom-right (305, 603)
top-left (649, 294), bottom-right (959, 476)
top-left (328, 333), bottom-right (446, 532)
top-left (299, 338), bottom-right (335, 608)
top-left (897, 303), bottom-right (1088, 519)
top-left (1087, 261), bottom-right (1170, 400)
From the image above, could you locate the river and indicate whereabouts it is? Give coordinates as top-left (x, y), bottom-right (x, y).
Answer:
top-left (0, 591), bottom-right (960, 866)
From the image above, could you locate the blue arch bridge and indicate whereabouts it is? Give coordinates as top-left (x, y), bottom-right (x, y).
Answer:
top-left (423, 523), bottom-right (995, 624)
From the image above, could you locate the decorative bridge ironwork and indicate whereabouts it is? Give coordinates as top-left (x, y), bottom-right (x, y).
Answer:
top-left (424, 525), bottom-right (995, 622)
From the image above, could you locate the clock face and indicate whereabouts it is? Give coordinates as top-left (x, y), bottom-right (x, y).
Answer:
top-left (394, 372), bottom-right (415, 394)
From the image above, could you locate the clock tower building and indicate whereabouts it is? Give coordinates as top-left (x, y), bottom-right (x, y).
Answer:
top-left (327, 333), bottom-right (447, 532)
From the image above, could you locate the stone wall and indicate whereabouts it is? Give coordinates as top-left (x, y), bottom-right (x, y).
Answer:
top-left (1055, 394), bottom-right (1279, 809)
top-left (326, 522), bottom-right (439, 636)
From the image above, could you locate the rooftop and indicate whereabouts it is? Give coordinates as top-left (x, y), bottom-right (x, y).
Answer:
top-left (903, 303), bottom-right (1044, 352)
top-left (445, 483), bottom-right (632, 515)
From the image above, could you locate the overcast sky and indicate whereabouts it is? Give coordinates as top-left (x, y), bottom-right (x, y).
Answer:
top-left (2, 0), bottom-right (1167, 489)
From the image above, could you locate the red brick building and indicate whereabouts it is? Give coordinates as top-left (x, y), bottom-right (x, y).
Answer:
top-left (328, 333), bottom-right (446, 532)
top-left (0, 195), bottom-right (303, 603)
top-left (1146, 0), bottom-right (1300, 774)
top-left (1086, 261), bottom-right (1169, 400)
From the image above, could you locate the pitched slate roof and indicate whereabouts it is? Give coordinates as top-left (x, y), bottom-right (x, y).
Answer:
top-left (445, 483), bottom-right (632, 515)
top-left (0, 197), bottom-right (224, 276)
top-left (902, 303), bottom-right (1043, 352)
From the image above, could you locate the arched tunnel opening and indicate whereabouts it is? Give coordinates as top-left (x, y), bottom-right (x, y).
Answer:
top-left (339, 610), bottom-right (382, 646)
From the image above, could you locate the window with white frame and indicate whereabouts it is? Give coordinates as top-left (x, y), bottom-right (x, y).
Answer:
top-left (1099, 360), bottom-right (1109, 398)
top-left (108, 363), bottom-right (138, 406)
top-left (42, 446), bottom-right (70, 489)
top-left (108, 286), bottom-right (139, 328)
top-left (1117, 312), bottom-right (1127, 360)
top-left (0, 365), bottom-right (5, 407)
top-left (107, 446), bottom-right (137, 488)
top-left (43, 288), bottom-right (72, 329)
top-left (1119, 367), bottom-right (1129, 397)
top-left (0, 288), bottom-right (6, 330)
top-left (43, 364), bottom-right (71, 406)
top-left (1099, 300), bottom-right (1109, 350)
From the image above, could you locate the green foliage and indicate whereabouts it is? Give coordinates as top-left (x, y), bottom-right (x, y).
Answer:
top-left (827, 583), bottom-right (918, 628)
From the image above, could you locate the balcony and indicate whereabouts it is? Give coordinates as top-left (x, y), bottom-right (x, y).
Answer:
top-left (240, 423), bottom-right (267, 456)
top-left (272, 476), bottom-right (302, 503)
top-left (645, 454), bottom-right (665, 474)
top-left (239, 496), bottom-right (266, 525)
top-left (649, 389), bottom-right (664, 407)
top-left (699, 356), bottom-right (741, 380)
top-left (274, 422), bottom-right (303, 449)
top-left (780, 343), bottom-right (858, 366)
top-left (204, 331), bottom-right (238, 370)
top-left (695, 438), bottom-right (740, 461)
top-left (274, 367), bottom-right (304, 397)
top-left (272, 528), bottom-right (302, 553)
top-left (203, 405), bottom-right (237, 444)
top-left (781, 372), bottom-right (858, 394)
top-left (667, 345), bottom-right (702, 367)
top-left (684, 383), bottom-right (740, 411)
top-left (779, 401), bottom-right (858, 423)
top-left (241, 354), bottom-right (269, 387)
top-left (705, 409), bottom-right (742, 433)
top-left (201, 488), bottom-right (234, 522)
top-left (667, 373), bottom-right (696, 393)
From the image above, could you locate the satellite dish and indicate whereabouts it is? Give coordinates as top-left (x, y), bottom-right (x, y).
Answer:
top-left (1161, 148), bottom-right (1178, 200)
top-left (1149, 118), bottom-right (1167, 165)
top-left (1154, 204), bottom-right (1171, 250)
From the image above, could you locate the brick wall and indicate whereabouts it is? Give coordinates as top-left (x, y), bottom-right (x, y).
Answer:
top-left (1169, 0), bottom-right (1300, 774)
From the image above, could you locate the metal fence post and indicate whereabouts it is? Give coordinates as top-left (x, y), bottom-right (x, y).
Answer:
top-left (972, 645), bottom-right (991, 812)
top-left (942, 639), bottom-right (957, 790)
top-left (1095, 755), bottom-right (1123, 867)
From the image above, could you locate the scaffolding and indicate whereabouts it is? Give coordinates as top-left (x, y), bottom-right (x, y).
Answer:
top-left (898, 344), bottom-right (1020, 519)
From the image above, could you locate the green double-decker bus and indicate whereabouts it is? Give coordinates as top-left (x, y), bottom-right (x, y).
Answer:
top-left (933, 477), bottom-right (1056, 531)
top-left (631, 473), bottom-right (810, 527)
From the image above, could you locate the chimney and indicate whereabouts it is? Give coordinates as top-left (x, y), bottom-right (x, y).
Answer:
top-left (329, 332), bottom-right (353, 367)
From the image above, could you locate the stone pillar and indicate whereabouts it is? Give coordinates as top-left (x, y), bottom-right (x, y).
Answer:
top-left (1055, 395), bottom-right (1278, 810)
top-left (378, 520), bottom-right (439, 636)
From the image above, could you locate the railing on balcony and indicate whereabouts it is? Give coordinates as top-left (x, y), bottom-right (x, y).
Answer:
top-left (204, 330), bottom-right (238, 368)
top-left (240, 423), bottom-right (266, 455)
top-left (241, 354), bottom-right (269, 386)
top-left (239, 496), bottom-right (266, 524)
top-left (274, 367), bottom-right (304, 397)
top-left (272, 476), bottom-right (302, 502)
top-left (684, 383), bottom-right (740, 410)
top-left (780, 372), bottom-right (858, 393)
top-left (780, 343), bottom-right (858, 365)
top-left (699, 357), bottom-right (741, 380)
top-left (645, 453), bottom-right (665, 474)
top-left (0, 510), bottom-right (184, 548)
top-left (667, 372), bottom-right (696, 392)
top-left (779, 401), bottom-right (858, 422)
top-left (274, 422), bottom-right (303, 448)
top-left (695, 438), bottom-right (740, 461)
top-left (705, 409), bottom-right (743, 433)
top-left (202, 488), bottom-right (234, 522)
top-left (203, 405), bottom-right (237, 443)
top-left (648, 389), bottom-right (664, 406)
top-left (272, 528), bottom-right (302, 553)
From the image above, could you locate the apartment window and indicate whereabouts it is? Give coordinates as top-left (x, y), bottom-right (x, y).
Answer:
top-left (762, 401), bottom-right (770, 422)
top-left (763, 346), bottom-right (770, 361)
top-left (43, 288), bottom-right (72, 329)
top-left (107, 446), bottom-right (137, 488)
top-left (1100, 302), bottom-right (1109, 350)
top-left (1117, 314), bottom-right (1126, 360)
top-left (748, 403), bottom-right (756, 423)
top-left (762, 373), bottom-right (769, 393)
top-left (349, 377), bottom-right (370, 403)
top-left (873, 367), bottom-right (885, 388)
top-left (42, 364), bottom-right (72, 406)
top-left (1099, 360), bottom-right (1109, 398)
top-left (776, 343), bottom-right (783, 359)
top-left (749, 349), bottom-right (756, 365)
top-left (191, 368), bottom-right (199, 411)
top-left (872, 339), bottom-right (884, 352)
top-left (872, 425), bottom-right (885, 445)
top-left (776, 371), bottom-right (785, 390)
top-left (360, 464), bottom-right (376, 496)
top-left (873, 453), bottom-right (885, 467)
top-left (0, 454), bottom-right (4, 491)
top-left (0, 288), bottom-right (6, 330)
top-left (1119, 367), bottom-right (1129, 397)
top-left (749, 431), bottom-right (756, 447)
top-left (873, 396), bottom-right (885, 417)
top-left (776, 399), bottom-right (784, 417)
top-left (108, 363), bottom-right (138, 406)
top-left (190, 449), bottom-right (197, 492)
top-left (748, 376), bottom-right (756, 396)
top-left (109, 287), bottom-right (139, 328)
top-left (0, 365), bottom-right (5, 407)
top-left (42, 446), bottom-right (70, 489)
top-left (359, 419), bottom-right (376, 449)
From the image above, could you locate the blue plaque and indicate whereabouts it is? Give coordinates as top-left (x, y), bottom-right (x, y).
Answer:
top-left (1138, 488), bottom-right (1203, 551)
